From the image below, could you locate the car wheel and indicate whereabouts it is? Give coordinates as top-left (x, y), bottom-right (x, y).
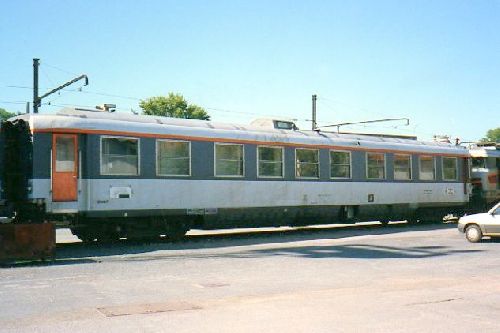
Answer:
top-left (465, 224), bottom-right (482, 243)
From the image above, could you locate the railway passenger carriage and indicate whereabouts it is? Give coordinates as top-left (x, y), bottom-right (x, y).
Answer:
top-left (469, 143), bottom-right (500, 207)
top-left (0, 107), bottom-right (471, 241)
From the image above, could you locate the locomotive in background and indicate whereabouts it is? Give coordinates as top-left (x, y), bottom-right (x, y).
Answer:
top-left (469, 142), bottom-right (500, 208)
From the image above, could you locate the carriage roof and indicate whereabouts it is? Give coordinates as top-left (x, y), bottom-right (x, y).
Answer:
top-left (469, 145), bottom-right (500, 158)
top-left (14, 107), bottom-right (468, 156)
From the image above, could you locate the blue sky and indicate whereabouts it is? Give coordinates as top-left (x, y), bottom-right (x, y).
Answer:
top-left (1, 0), bottom-right (499, 141)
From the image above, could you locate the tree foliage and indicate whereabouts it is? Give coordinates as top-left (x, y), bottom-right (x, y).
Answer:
top-left (0, 107), bottom-right (15, 121)
top-left (481, 127), bottom-right (500, 143)
top-left (139, 93), bottom-right (210, 120)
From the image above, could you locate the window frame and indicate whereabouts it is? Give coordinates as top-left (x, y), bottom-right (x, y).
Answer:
top-left (214, 142), bottom-right (245, 178)
top-left (156, 139), bottom-right (191, 177)
top-left (419, 155), bottom-right (436, 181)
top-left (442, 156), bottom-right (458, 181)
top-left (366, 152), bottom-right (386, 180)
top-left (295, 148), bottom-right (320, 179)
top-left (100, 135), bottom-right (140, 176)
top-left (394, 153), bottom-right (412, 181)
top-left (329, 150), bottom-right (352, 179)
top-left (257, 145), bottom-right (284, 179)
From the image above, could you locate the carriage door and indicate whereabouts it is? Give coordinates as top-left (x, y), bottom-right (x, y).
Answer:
top-left (52, 134), bottom-right (78, 202)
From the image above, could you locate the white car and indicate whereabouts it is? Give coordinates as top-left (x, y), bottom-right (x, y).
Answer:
top-left (458, 202), bottom-right (500, 242)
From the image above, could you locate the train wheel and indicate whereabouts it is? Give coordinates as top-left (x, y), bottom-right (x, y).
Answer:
top-left (98, 233), bottom-right (120, 243)
top-left (465, 225), bottom-right (482, 243)
top-left (79, 235), bottom-right (95, 243)
top-left (166, 223), bottom-right (188, 242)
top-left (380, 220), bottom-right (390, 226)
top-left (71, 228), bottom-right (95, 243)
top-left (97, 226), bottom-right (121, 243)
top-left (152, 216), bottom-right (189, 242)
top-left (127, 235), bottom-right (156, 243)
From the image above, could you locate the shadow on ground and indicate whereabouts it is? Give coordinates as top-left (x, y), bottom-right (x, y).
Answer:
top-left (2, 222), bottom-right (488, 267)
top-left (233, 244), bottom-right (482, 259)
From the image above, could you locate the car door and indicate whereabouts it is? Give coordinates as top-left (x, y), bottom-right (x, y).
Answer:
top-left (482, 204), bottom-right (500, 234)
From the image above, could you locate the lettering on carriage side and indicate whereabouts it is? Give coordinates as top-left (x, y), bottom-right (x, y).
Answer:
top-left (317, 193), bottom-right (333, 203)
top-left (187, 209), bottom-right (205, 215)
top-left (185, 208), bottom-right (219, 215)
top-left (446, 188), bottom-right (455, 195)
top-left (97, 199), bottom-right (109, 204)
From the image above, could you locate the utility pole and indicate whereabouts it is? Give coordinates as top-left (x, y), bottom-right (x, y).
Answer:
top-left (312, 94), bottom-right (317, 130)
top-left (32, 58), bottom-right (88, 113)
top-left (33, 58), bottom-right (39, 113)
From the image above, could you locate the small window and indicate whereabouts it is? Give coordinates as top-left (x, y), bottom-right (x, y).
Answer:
top-left (215, 143), bottom-right (244, 177)
top-left (471, 157), bottom-right (485, 169)
top-left (101, 137), bottom-right (139, 175)
top-left (55, 136), bottom-right (75, 172)
top-left (157, 140), bottom-right (190, 176)
top-left (366, 153), bottom-right (385, 179)
top-left (330, 150), bottom-right (351, 178)
top-left (274, 121), bottom-right (296, 130)
top-left (296, 148), bottom-right (319, 178)
top-left (419, 156), bottom-right (435, 180)
top-left (443, 157), bottom-right (458, 181)
top-left (258, 146), bottom-right (284, 178)
top-left (394, 154), bottom-right (412, 180)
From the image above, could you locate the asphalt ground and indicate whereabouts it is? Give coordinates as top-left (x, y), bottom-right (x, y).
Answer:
top-left (1, 222), bottom-right (499, 332)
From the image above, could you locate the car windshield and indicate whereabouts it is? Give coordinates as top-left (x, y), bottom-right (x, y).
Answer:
top-left (490, 202), bottom-right (500, 215)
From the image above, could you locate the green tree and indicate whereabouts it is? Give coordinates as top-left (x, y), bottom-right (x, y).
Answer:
top-left (139, 93), bottom-right (210, 120)
top-left (0, 107), bottom-right (15, 121)
top-left (481, 127), bottom-right (500, 143)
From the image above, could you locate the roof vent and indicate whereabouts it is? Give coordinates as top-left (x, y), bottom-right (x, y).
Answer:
top-left (96, 104), bottom-right (116, 112)
top-left (433, 135), bottom-right (451, 143)
top-left (250, 118), bottom-right (298, 130)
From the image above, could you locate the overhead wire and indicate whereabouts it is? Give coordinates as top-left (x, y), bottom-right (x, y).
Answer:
top-left (4, 82), bottom-right (300, 120)
top-left (2, 82), bottom-right (431, 136)
top-left (4, 84), bottom-right (141, 102)
top-left (6, 85), bottom-right (32, 90)
top-left (42, 62), bottom-right (79, 77)
top-left (0, 100), bottom-right (26, 105)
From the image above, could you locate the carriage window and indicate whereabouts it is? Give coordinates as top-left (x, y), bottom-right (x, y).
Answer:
top-left (157, 140), bottom-right (190, 176)
top-left (330, 151), bottom-right (351, 178)
top-left (471, 157), bottom-right (486, 169)
top-left (394, 154), bottom-right (412, 180)
top-left (101, 137), bottom-right (139, 175)
top-left (419, 156), bottom-right (435, 180)
top-left (55, 136), bottom-right (75, 172)
top-left (366, 153), bottom-right (385, 179)
top-left (443, 157), bottom-right (458, 181)
top-left (215, 143), bottom-right (244, 177)
top-left (296, 148), bottom-right (319, 178)
top-left (258, 146), bottom-right (283, 178)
